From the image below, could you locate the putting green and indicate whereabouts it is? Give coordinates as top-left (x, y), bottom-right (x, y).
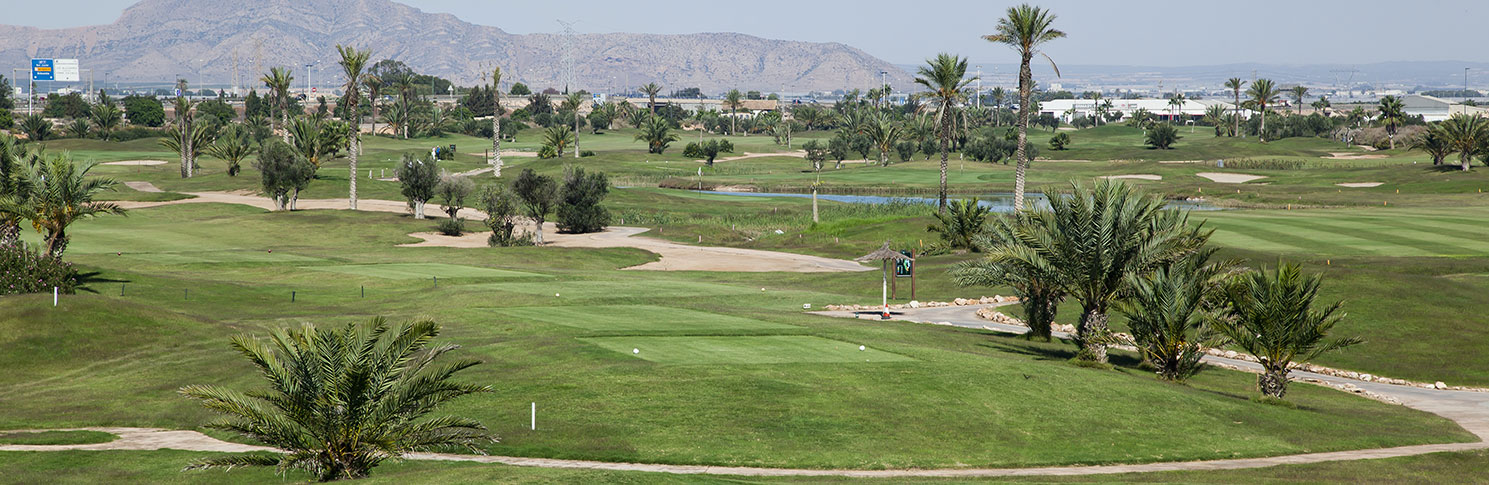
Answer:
top-left (463, 280), bottom-right (752, 298)
top-left (124, 251), bottom-right (324, 264)
top-left (579, 336), bottom-right (914, 364)
top-left (497, 305), bottom-right (798, 333)
top-left (301, 263), bottom-right (545, 279)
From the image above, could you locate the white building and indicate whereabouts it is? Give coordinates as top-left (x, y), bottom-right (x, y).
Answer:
top-left (1038, 98), bottom-right (1239, 123)
top-left (1401, 94), bottom-right (1489, 122)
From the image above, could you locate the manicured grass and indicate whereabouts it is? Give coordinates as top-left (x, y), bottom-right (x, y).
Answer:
top-left (1201, 206), bottom-right (1489, 258)
top-left (301, 263), bottom-right (546, 279)
top-left (124, 251), bottom-right (325, 265)
top-left (0, 430), bottom-right (116, 446)
top-left (462, 279), bottom-right (753, 298)
top-left (496, 305), bottom-right (800, 333)
top-left (578, 335), bottom-right (912, 364)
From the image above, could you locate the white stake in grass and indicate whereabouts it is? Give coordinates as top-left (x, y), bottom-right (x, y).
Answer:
top-left (531, 402), bottom-right (536, 431)
top-left (53, 287), bottom-right (58, 307)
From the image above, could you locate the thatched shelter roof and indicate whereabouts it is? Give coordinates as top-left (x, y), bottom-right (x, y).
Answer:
top-left (855, 241), bottom-right (913, 263)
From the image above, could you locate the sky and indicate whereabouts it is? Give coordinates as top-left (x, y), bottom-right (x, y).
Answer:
top-left (10, 0), bottom-right (1489, 67)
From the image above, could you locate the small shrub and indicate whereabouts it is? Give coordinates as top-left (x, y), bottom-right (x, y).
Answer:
top-left (436, 217), bottom-right (465, 236)
top-left (0, 243), bottom-right (78, 295)
top-left (1145, 123), bottom-right (1180, 149)
top-left (1049, 132), bottom-right (1070, 150)
top-left (1223, 158), bottom-right (1304, 170)
top-left (579, 150), bottom-right (596, 157)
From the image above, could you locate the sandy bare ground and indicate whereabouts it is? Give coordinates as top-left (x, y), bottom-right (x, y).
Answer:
top-left (1036, 159), bottom-right (1093, 163)
top-left (117, 192), bottom-right (866, 273)
top-left (101, 160), bottom-right (168, 166)
top-left (1157, 160), bottom-right (1206, 164)
top-left (1337, 182), bottom-right (1385, 188)
top-left (704, 151), bottom-right (806, 163)
top-left (1197, 172), bottom-right (1267, 184)
top-left (1099, 174), bottom-right (1162, 181)
top-left (123, 181), bottom-right (162, 193)
top-left (1324, 152), bottom-right (1388, 160)
top-left (500, 150), bottom-right (541, 158)
top-left (0, 427), bottom-right (271, 453)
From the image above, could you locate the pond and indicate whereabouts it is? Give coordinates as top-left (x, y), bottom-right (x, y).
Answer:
top-left (694, 191), bottom-right (1222, 212)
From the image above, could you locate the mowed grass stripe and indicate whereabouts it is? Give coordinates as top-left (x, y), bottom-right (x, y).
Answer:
top-left (302, 263), bottom-right (545, 279)
top-left (1215, 217), bottom-right (1436, 257)
top-left (579, 336), bottom-right (914, 364)
top-left (462, 280), bottom-right (751, 298)
top-left (1260, 217), bottom-right (1488, 257)
top-left (496, 305), bottom-right (799, 333)
top-left (1205, 219), bottom-right (1340, 255)
top-left (1315, 217), bottom-right (1489, 256)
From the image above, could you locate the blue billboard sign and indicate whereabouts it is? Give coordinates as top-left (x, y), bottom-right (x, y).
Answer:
top-left (31, 59), bottom-right (54, 81)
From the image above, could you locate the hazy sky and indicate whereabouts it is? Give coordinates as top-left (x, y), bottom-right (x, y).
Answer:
top-left (11, 0), bottom-right (1488, 66)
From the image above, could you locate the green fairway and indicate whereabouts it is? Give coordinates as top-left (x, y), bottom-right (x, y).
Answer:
top-left (1202, 206), bottom-right (1489, 258)
top-left (496, 305), bottom-right (800, 333)
top-left (583, 335), bottom-right (921, 364)
top-left (301, 263), bottom-right (546, 279)
top-left (463, 279), bottom-right (753, 298)
top-left (124, 251), bottom-right (324, 265)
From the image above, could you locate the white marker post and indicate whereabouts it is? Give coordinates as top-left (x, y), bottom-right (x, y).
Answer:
top-left (53, 287), bottom-right (58, 307)
top-left (531, 402), bottom-right (536, 431)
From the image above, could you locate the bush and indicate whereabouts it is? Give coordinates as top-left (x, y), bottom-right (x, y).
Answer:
top-left (109, 126), bottom-right (166, 142)
top-left (122, 95), bottom-right (164, 127)
top-left (479, 185), bottom-right (530, 247)
top-left (536, 145), bottom-right (557, 159)
top-left (1049, 132), bottom-right (1070, 150)
top-left (1145, 123), bottom-right (1180, 149)
top-left (555, 167), bottom-right (611, 234)
top-left (0, 243), bottom-right (78, 295)
top-left (0, 109), bottom-right (11, 130)
top-left (579, 150), bottom-right (596, 157)
top-left (435, 217), bottom-right (465, 236)
top-left (396, 154), bottom-right (439, 219)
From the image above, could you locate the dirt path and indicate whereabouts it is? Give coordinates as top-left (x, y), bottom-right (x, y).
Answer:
top-left (118, 192), bottom-right (867, 273)
top-left (6, 304), bottom-right (1488, 476)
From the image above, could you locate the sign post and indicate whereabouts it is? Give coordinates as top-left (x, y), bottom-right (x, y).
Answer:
top-left (54, 59), bottom-right (80, 82)
top-left (30, 59), bottom-right (53, 115)
top-left (893, 250), bottom-right (913, 300)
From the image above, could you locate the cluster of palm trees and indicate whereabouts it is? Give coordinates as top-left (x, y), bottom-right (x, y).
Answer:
top-left (0, 135), bottom-right (125, 258)
top-left (955, 180), bottom-right (1358, 398)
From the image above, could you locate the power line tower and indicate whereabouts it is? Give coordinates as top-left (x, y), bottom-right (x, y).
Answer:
top-left (556, 20), bottom-right (578, 94)
top-left (231, 48), bottom-right (241, 97)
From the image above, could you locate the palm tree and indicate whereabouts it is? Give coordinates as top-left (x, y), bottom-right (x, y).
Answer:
top-left (565, 92), bottom-right (584, 158)
top-left (180, 317), bottom-right (493, 482)
top-left (289, 118), bottom-right (343, 169)
top-left (1214, 263), bottom-right (1360, 399)
top-left (1377, 95), bottom-right (1405, 150)
top-left (483, 67), bottom-right (503, 176)
top-left (1439, 113), bottom-right (1489, 171)
top-left (1117, 249), bottom-right (1237, 382)
top-left (0, 135), bottom-right (42, 247)
top-left (1409, 122), bottom-right (1455, 165)
top-left (1224, 78), bottom-right (1246, 138)
top-left (1290, 85), bottom-right (1309, 115)
top-left (363, 74), bottom-right (383, 136)
top-left (336, 45), bottom-right (371, 210)
top-left (864, 112), bottom-right (903, 166)
top-left (160, 122), bottom-right (213, 178)
top-left (640, 82), bottom-right (662, 115)
top-left (261, 67), bottom-right (295, 143)
top-left (954, 212), bottom-right (1065, 341)
top-left (990, 86), bottom-right (1007, 127)
top-left (913, 53), bottom-right (976, 213)
top-left (541, 124), bottom-right (575, 158)
top-left (981, 180), bottom-right (1205, 362)
top-left (391, 73), bottom-right (417, 139)
top-left (1311, 96), bottom-right (1331, 115)
top-left (1245, 78), bottom-right (1281, 142)
top-left (1167, 93), bottom-right (1185, 122)
top-left (205, 124), bottom-right (256, 177)
top-left (6, 156), bottom-right (126, 258)
top-left (634, 115), bottom-right (679, 154)
top-left (724, 89), bottom-right (744, 135)
top-left (171, 95), bottom-right (197, 177)
top-left (89, 103), bottom-right (122, 141)
top-left (983, 3), bottom-right (1065, 211)
top-left (1203, 104), bottom-right (1228, 136)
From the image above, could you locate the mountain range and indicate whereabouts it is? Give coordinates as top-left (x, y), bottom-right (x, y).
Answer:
top-left (0, 0), bottom-right (913, 93)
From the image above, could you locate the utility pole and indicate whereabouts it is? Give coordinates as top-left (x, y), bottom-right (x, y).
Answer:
top-left (1467, 67), bottom-right (1471, 93)
top-left (305, 63), bottom-right (313, 101)
top-left (976, 65), bottom-right (982, 108)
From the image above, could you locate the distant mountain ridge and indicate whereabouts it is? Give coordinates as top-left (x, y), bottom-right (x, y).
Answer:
top-left (0, 0), bottom-right (913, 93)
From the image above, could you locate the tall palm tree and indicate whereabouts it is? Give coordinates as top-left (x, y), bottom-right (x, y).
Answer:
top-left (1203, 104), bottom-right (1228, 136)
top-left (640, 82), bottom-right (662, 115)
top-left (160, 122), bottom-right (213, 178)
top-left (1167, 93), bottom-right (1185, 122)
top-left (483, 67), bottom-right (503, 176)
top-left (391, 74), bottom-right (417, 139)
top-left (1439, 113), bottom-right (1489, 171)
top-left (89, 103), bottom-right (122, 141)
top-left (1377, 95), bottom-right (1405, 150)
top-left (1245, 78), bottom-right (1281, 142)
top-left (913, 53), bottom-right (976, 213)
top-left (1290, 85), bottom-right (1309, 115)
top-left (7, 156), bottom-right (126, 258)
top-left (0, 135), bottom-right (42, 247)
top-left (171, 95), bottom-right (197, 178)
top-left (1214, 264), bottom-right (1360, 399)
top-left (363, 74), bottom-right (383, 136)
top-left (261, 67), bottom-right (295, 143)
top-left (724, 89), bottom-right (744, 135)
top-left (989, 86), bottom-right (1007, 127)
top-left (180, 317), bottom-right (493, 481)
top-left (1224, 78), bottom-right (1246, 138)
top-left (1311, 96), bottom-right (1331, 115)
top-left (983, 3), bottom-right (1065, 211)
top-left (981, 180), bottom-right (1205, 363)
top-left (336, 45), bottom-right (371, 210)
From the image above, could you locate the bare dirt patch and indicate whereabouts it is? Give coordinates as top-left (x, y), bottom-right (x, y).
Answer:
top-left (1337, 182), bottom-right (1385, 188)
top-left (123, 181), bottom-right (162, 193)
top-left (1197, 172), bottom-right (1267, 184)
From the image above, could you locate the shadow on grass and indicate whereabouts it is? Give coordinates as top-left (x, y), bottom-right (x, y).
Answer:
top-left (76, 270), bottom-right (130, 294)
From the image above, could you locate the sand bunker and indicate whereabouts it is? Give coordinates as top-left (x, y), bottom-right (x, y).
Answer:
top-left (1197, 172), bottom-right (1266, 184)
top-left (1336, 182), bottom-right (1384, 188)
top-left (102, 160), bottom-right (168, 166)
top-left (499, 150), bottom-right (540, 158)
top-left (1100, 174), bottom-right (1162, 181)
top-left (1324, 152), bottom-right (1388, 160)
top-left (1157, 160), bottom-right (1206, 164)
top-left (704, 151), bottom-right (807, 163)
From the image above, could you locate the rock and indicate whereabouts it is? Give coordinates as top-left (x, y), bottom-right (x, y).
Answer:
top-left (1360, 374), bottom-right (1373, 381)
top-left (1436, 381), bottom-right (1448, 390)
top-left (1223, 351), bottom-right (1238, 359)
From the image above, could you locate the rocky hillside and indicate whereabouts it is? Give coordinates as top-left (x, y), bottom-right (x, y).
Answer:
top-left (0, 0), bottom-right (911, 93)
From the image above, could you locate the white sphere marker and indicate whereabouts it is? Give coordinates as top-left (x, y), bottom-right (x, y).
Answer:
top-left (555, 293), bottom-right (560, 297)
top-left (633, 348), bottom-right (640, 354)
top-left (859, 345), bottom-right (866, 351)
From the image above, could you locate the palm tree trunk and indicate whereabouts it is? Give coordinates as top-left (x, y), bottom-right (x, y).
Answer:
top-left (1258, 104), bottom-right (1267, 143)
top-left (0, 222), bottom-right (18, 248)
top-left (574, 111), bottom-right (581, 158)
top-left (1078, 307), bottom-right (1109, 363)
top-left (492, 97), bottom-right (502, 177)
top-left (370, 95), bottom-right (378, 138)
top-left (1463, 154), bottom-right (1473, 172)
top-left (349, 137), bottom-right (359, 210)
top-left (1233, 90), bottom-right (1241, 138)
top-left (45, 228), bottom-right (66, 259)
top-left (1012, 54), bottom-right (1035, 211)
top-left (1258, 365), bottom-right (1288, 398)
top-left (938, 112), bottom-right (949, 214)
top-left (811, 184), bottom-right (819, 223)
